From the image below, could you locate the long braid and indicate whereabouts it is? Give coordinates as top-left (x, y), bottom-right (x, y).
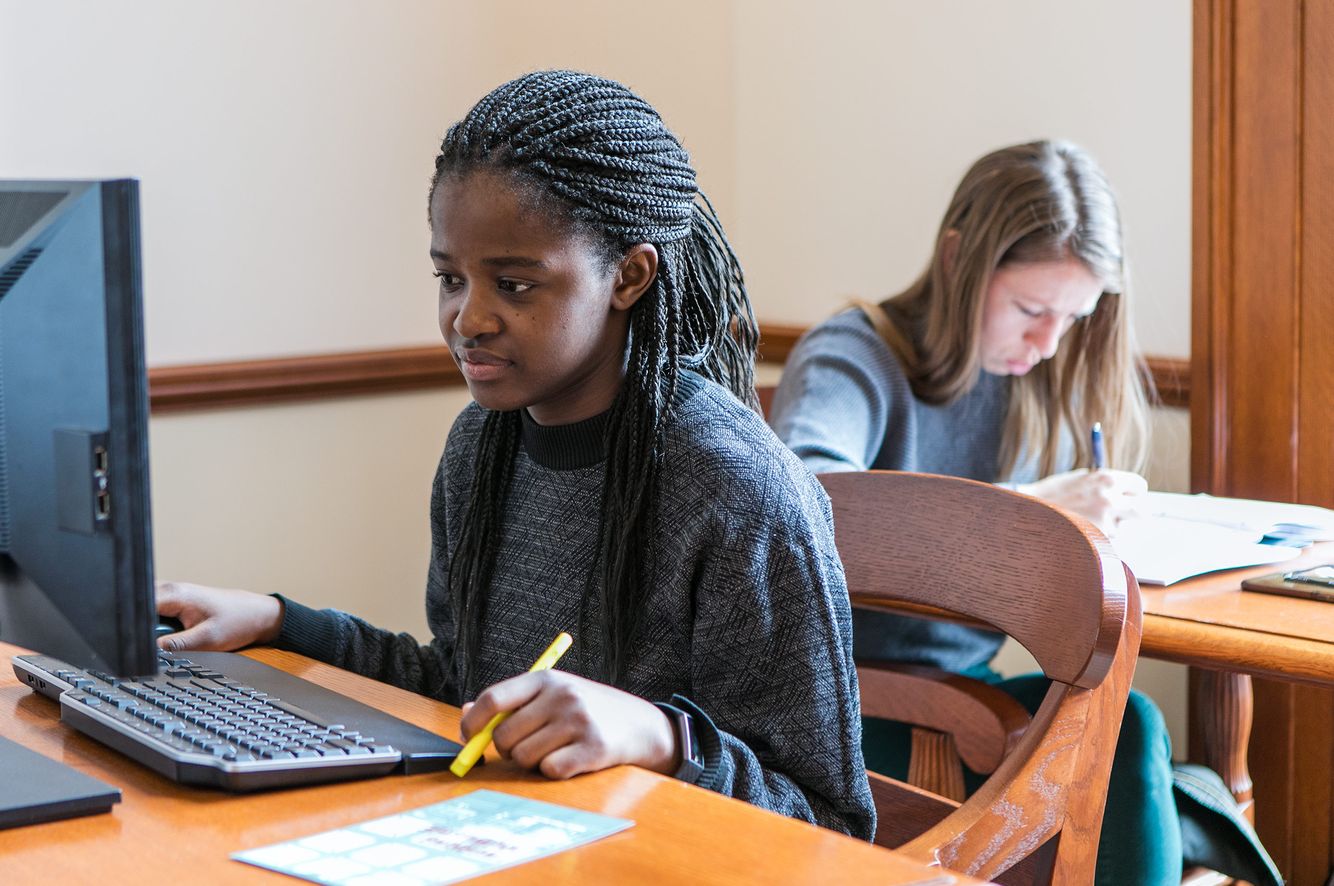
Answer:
top-left (433, 71), bottom-right (757, 687)
top-left (446, 410), bottom-right (519, 693)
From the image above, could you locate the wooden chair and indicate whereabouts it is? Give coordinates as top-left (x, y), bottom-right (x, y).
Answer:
top-left (819, 470), bottom-right (1142, 885)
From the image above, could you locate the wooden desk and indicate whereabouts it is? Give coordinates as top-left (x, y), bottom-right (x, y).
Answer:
top-left (1138, 543), bottom-right (1334, 686)
top-left (1137, 544), bottom-right (1334, 884)
top-left (1136, 544), bottom-right (1334, 816)
top-left (0, 642), bottom-right (980, 886)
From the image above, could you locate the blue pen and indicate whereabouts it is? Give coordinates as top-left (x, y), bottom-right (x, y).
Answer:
top-left (1090, 422), bottom-right (1106, 470)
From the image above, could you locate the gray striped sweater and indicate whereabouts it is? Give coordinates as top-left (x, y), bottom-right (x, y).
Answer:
top-left (767, 308), bottom-right (1051, 672)
top-left (277, 372), bottom-right (875, 839)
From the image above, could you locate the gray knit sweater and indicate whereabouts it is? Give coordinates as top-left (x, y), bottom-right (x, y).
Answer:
top-left (277, 372), bottom-right (875, 840)
top-left (769, 308), bottom-right (1071, 672)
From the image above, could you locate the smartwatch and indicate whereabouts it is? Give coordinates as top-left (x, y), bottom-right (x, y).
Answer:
top-left (655, 701), bottom-right (705, 783)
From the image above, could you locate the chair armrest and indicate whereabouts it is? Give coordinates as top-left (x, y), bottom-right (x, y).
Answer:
top-left (867, 769), bottom-right (960, 848)
top-left (856, 660), bottom-right (1030, 773)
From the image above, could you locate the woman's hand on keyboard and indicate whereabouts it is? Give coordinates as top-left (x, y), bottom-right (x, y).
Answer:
top-left (155, 581), bottom-right (285, 652)
top-left (459, 670), bottom-right (677, 780)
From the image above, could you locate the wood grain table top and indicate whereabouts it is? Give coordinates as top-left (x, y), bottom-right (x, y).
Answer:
top-left (1137, 543), bottom-right (1334, 685)
top-left (0, 643), bottom-right (982, 886)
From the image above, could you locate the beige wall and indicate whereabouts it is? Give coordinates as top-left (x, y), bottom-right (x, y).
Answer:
top-left (1, 1), bottom-right (1190, 363)
top-left (0, 0), bottom-right (737, 365)
top-left (1, 1), bottom-right (1192, 748)
top-left (730, 0), bottom-right (1192, 361)
top-left (148, 389), bottom-right (472, 637)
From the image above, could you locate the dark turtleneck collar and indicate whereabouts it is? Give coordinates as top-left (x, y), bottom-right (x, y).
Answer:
top-left (516, 373), bottom-right (707, 471)
top-left (519, 407), bottom-right (609, 470)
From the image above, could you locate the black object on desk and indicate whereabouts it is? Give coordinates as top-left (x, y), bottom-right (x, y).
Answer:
top-left (13, 649), bottom-right (463, 791)
top-left (0, 735), bottom-right (120, 829)
top-left (1242, 564), bottom-right (1334, 602)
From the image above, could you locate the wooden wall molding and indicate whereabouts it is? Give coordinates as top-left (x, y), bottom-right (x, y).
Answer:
top-left (1144, 356), bottom-right (1190, 410)
top-left (758, 323), bottom-right (1189, 408)
top-left (755, 322), bottom-right (805, 364)
top-left (148, 323), bottom-right (1191, 414)
top-left (148, 345), bottom-right (461, 413)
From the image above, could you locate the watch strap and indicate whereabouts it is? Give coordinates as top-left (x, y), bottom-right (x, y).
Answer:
top-left (654, 701), bottom-right (705, 784)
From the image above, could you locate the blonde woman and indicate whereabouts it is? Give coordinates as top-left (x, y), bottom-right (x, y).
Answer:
top-left (770, 141), bottom-right (1175, 884)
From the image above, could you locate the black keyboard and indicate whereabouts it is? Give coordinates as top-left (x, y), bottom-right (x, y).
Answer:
top-left (12, 650), bottom-right (462, 792)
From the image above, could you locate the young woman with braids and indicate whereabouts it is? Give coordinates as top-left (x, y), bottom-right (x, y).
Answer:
top-left (154, 70), bottom-right (875, 838)
top-left (769, 141), bottom-right (1182, 883)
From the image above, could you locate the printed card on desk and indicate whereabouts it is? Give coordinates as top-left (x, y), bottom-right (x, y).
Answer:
top-left (232, 789), bottom-right (633, 885)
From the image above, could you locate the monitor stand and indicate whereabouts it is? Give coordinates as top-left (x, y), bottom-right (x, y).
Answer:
top-left (0, 734), bottom-right (120, 829)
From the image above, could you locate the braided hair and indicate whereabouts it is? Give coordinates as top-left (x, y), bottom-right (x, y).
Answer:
top-left (431, 71), bottom-right (758, 688)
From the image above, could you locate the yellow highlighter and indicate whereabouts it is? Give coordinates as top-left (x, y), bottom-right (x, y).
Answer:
top-left (449, 631), bottom-right (573, 777)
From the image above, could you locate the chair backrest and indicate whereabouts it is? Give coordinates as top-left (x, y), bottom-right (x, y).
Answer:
top-left (821, 471), bottom-right (1127, 688)
top-left (819, 470), bottom-right (1142, 884)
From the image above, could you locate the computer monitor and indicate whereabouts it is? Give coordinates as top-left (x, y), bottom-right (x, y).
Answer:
top-left (0, 179), bottom-right (157, 677)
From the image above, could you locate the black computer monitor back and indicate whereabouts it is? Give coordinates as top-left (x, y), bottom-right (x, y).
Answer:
top-left (0, 179), bottom-right (157, 677)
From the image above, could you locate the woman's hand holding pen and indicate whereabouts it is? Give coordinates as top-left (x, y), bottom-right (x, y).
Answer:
top-left (1018, 468), bottom-right (1147, 535)
top-left (459, 671), bottom-right (678, 780)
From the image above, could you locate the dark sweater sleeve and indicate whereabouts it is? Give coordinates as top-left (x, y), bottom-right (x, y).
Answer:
top-left (271, 557), bottom-right (457, 704)
top-left (681, 476), bottom-right (876, 841)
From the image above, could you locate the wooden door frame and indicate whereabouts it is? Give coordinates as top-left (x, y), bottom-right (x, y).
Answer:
top-left (1191, 2), bottom-right (1334, 881)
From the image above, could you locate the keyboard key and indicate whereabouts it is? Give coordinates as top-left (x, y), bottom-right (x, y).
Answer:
top-left (20, 651), bottom-right (415, 791)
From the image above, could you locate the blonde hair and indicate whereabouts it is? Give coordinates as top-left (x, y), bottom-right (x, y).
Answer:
top-left (876, 140), bottom-right (1150, 477)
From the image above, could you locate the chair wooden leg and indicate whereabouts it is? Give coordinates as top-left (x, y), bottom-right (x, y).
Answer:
top-left (1188, 667), bottom-right (1255, 822)
top-left (908, 727), bottom-right (967, 802)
